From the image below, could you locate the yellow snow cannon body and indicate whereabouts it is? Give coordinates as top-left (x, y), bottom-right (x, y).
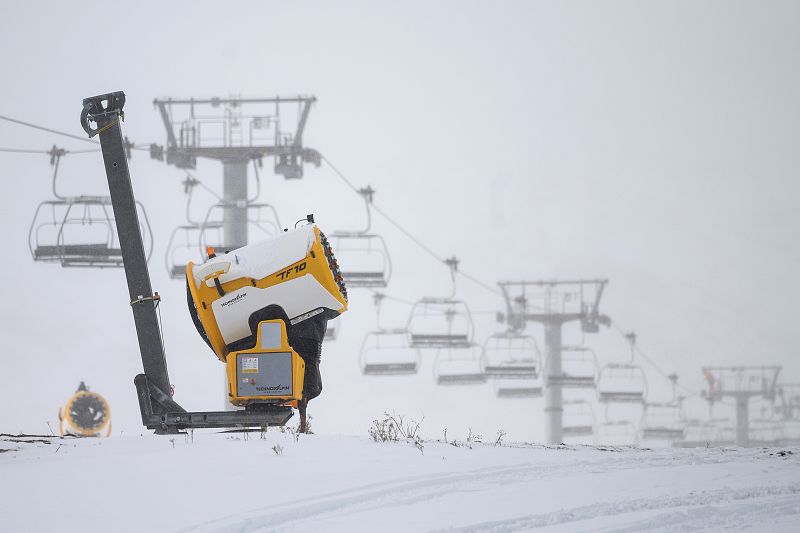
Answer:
top-left (186, 223), bottom-right (348, 406)
top-left (58, 382), bottom-right (112, 437)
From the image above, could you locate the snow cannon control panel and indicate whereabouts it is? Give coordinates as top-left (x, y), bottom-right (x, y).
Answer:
top-left (226, 319), bottom-right (305, 407)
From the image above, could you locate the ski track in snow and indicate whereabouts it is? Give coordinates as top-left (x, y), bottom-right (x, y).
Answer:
top-left (440, 484), bottom-right (800, 532)
top-left (179, 447), bottom-right (799, 533)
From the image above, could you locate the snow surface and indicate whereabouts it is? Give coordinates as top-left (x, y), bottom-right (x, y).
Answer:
top-left (2, 432), bottom-right (800, 532)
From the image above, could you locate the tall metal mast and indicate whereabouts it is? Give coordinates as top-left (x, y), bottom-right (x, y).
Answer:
top-left (499, 279), bottom-right (609, 445)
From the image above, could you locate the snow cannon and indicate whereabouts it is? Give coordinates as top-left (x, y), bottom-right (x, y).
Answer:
top-left (186, 221), bottom-right (348, 406)
top-left (58, 382), bottom-right (112, 437)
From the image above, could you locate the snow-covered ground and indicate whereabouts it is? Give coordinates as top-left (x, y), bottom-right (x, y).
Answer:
top-left (2, 431), bottom-right (799, 532)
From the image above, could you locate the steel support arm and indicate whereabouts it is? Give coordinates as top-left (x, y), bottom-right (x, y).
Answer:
top-left (81, 92), bottom-right (292, 433)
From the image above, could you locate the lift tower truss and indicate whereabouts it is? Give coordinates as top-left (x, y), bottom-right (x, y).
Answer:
top-left (499, 279), bottom-right (609, 445)
top-left (703, 365), bottom-right (781, 447)
top-left (152, 95), bottom-right (321, 250)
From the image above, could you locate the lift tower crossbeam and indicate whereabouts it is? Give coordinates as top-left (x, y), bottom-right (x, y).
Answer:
top-left (152, 95), bottom-right (321, 250)
top-left (499, 279), bottom-right (609, 445)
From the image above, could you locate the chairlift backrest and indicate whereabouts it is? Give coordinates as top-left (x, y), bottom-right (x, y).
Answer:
top-left (483, 333), bottom-right (541, 379)
top-left (408, 298), bottom-right (474, 348)
top-left (594, 420), bottom-right (638, 446)
top-left (360, 329), bottom-right (420, 376)
top-left (597, 362), bottom-right (648, 403)
top-left (562, 400), bottom-right (596, 437)
top-left (328, 185), bottom-right (392, 288)
top-left (545, 346), bottom-right (598, 389)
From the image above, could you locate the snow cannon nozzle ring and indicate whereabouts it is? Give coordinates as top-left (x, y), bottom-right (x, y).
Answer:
top-left (81, 91), bottom-right (126, 138)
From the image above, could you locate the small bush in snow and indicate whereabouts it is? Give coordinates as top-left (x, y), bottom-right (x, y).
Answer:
top-left (369, 411), bottom-right (423, 442)
top-left (369, 416), bottom-right (399, 443)
top-left (272, 444), bottom-right (283, 456)
top-left (369, 412), bottom-right (425, 455)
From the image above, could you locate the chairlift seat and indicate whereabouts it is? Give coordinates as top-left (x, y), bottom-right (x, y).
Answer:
top-left (364, 362), bottom-right (418, 375)
top-left (483, 333), bottom-right (540, 380)
top-left (495, 384), bottom-right (542, 398)
top-left (547, 374), bottom-right (596, 389)
top-left (35, 244), bottom-right (123, 267)
top-left (594, 421), bottom-right (638, 446)
top-left (330, 232), bottom-right (391, 289)
top-left (360, 330), bottom-right (420, 377)
top-left (672, 420), bottom-right (734, 448)
top-left (437, 372), bottom-right (487, 385)
top-left (641, 427), bottom-right (685, 441)
top-left (485, 364), bottom-right (539, 379)
top-left (563, 425), bottom-right (594, 437)
top-left (341, 271), bottom-right (387, 288)
top-left (410, 333), bottom-right (471, 348)
top-left (434, 348), bottom-right (485, 385)
top-left (562, 400), bottom-right (596, 439)
top-left (597, 363), bottom-right (647, 403)
top-left (407, 299), bottom-right (474, 349)
top-left (598, 391), bottom-right (646, 404)
top-left (29, 196), bottom-right (152, 269)
top-left (170, 264), bottom-right (188, 279)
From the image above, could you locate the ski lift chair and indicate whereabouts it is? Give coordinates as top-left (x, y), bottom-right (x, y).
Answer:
top-left (673, 418), bottom-right (735, 448)
top-left (546, 346), bottom-right (599, 389)
top-left (482, 332), bottom-right (541, 379)
top-left (594, 420), bottom-right (638, 446)
top-left (165, 222), bottom-right (224, 279)
top-left (562, 400), bottom-right (596, 438)
top-left (359, 329), bottom-right (420, 376)
top-left (781, 419), bottom-right (800, 445)
top-left (407, 298), bottom-right (474, 348)
top-left (712, 419), bottom-right (736, 444)
top-left (434, 345), bottom-right (487, 385)
top-left (749, 418), bottom-right (784, 447)
top-left (597, 363), bottom-right (648, 404)
top-left (166, 200), bottom-right (282, 279)
top-left (639, 402), bottom-right (686, 442)
top-left (329, 233), bottom-right (391, 288)
top-left (324, 316), bottom-right (340, 342)
top-left (329, 186), bottom-right (392, 288)
top-left (29, 196), bottom-right (153, 268)
top-left (199, 201), bottom-right (282, 250)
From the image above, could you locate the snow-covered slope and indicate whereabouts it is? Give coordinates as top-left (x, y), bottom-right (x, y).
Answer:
top-left (1, 432), bottom-right (799, 532)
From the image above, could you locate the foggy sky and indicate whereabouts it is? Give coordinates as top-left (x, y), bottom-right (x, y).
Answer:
top-left (0, 0), bottom-right (798, 441)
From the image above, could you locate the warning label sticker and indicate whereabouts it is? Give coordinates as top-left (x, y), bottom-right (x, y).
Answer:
top-left (241, 356), bottom-right (259, 374)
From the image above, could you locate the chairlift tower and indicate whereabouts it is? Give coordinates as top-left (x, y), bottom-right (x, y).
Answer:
top-left (151, 96), bottom-right (320, 250)
top-left (498, 280), bottom-right (609, 445)
top-left (703, 366), bottom-right (782, 447)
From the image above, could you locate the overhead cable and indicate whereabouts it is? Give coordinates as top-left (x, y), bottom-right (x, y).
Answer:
top-left (322, 155), bottom-right (502, 298)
